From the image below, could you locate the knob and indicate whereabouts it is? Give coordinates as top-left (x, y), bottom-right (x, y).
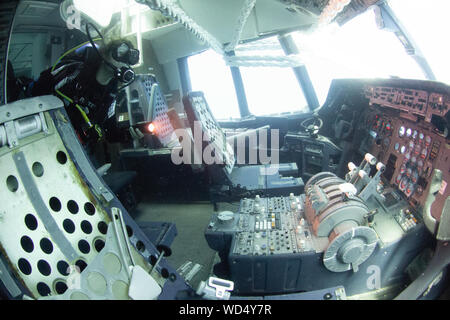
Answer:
top-left (217, 211), bottom-right (234, 225)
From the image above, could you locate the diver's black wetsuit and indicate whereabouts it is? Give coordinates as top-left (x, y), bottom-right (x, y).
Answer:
top-left (31, 44), bottom-right (123, 146)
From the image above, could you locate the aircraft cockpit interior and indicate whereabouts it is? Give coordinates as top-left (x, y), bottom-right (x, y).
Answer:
top-left (0, 0), bottom-right (449, 303)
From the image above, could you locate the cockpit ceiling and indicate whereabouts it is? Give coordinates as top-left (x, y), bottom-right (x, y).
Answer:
top-left (145, 0), bottom-right (380, 63)
top-left (7, 0), bottom-right (383, 66)
top-left (177, 0), bottom-right (317, 45)
top-left (11, 0), bottom-right (378, 41)
top-left (12, 0), bottom-right (66, 31)
top-left (161, 0), bottom-right (380, 44)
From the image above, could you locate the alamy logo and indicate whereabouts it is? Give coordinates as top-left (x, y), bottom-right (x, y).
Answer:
top-left (65, 5), bottom-right (81, 30)
top-left (66, 265), bottom-right (82, 290)
top-left (366, 265), bottom-right (381, 290)
top-left (170, 121), bottom-right (280, 175)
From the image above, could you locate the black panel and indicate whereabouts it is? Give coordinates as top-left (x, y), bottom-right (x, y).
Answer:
top-left (0, 1), bottom-right (19, 105)
top-left (384, 153), bottom-right (397, 182)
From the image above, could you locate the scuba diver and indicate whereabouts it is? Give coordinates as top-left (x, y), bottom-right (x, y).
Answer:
top-left (31, 22), bottom-right (139, 147)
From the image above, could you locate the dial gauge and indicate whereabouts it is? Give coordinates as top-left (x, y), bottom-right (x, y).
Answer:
top-left (385, 123), bottom-right (392, 132)
top-left (398, 126), bottom-right (406, 137)
top-left (400, 164), bottom-right (407, 174)
top-left (399, 177), bottom-right (409, 191)
top-left (400, 145), bottom-right (406, 154)
top-left (421, 148), bottom-right (428, 159)
top-left (417, 159), bottom-right (424, 168)
top-left (414, 144), bottom-right (421, 155)
top-left (406, 182), bottom-right (415, 196)
top-left (406, 168), bottom-right (412, 177)
top-left (406, 128), bottom-right (412, 138)
top-left (394, 143), bottom-right (400, 151)
top-left (419, 132), bottom-right (424, 140)
top-left (412, 130), bottom-right (418, 139)
top-left (411, 170), bottom-right (419, 183)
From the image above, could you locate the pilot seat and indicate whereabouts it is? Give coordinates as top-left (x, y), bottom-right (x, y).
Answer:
top-left (120, 74), bottom-right (304, 206)
top-left (181, 91), bottom-right (304, 203)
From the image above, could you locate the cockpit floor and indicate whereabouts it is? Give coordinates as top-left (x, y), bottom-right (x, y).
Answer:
top-left (130, 200), bottom-right (239, 290)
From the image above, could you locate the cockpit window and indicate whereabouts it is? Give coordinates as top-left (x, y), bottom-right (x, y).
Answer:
top-left (291, 7), bottom-right (426, 105)
top-left (187, 49), bottom-right (240, 120)
top-left (236, 38), bottom-right (309, 116)
top-left (188, 37), bottom-right (309, 119)
top-left (388, 0), bottom-right (450, 85)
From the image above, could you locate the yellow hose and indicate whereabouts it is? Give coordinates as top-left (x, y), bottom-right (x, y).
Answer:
top-left (51, 38), bottom-right (101, 72)
top-left (53, 39), bottom-right (103, 139)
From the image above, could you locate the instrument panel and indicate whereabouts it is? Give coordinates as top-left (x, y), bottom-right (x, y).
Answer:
top-left (363, 85), bottom-right (449, 222)
top-left (364, 85), bottom-right (449, 121)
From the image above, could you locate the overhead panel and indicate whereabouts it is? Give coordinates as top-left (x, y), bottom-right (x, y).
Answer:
top-left (13, 0), bottom-right (65, 31)
top-left (178, 0), bottom-right (258, 45)
top-left (147, 0), bottom-right (324, 63)
top-left (254, 0), bottom-right (317, 36)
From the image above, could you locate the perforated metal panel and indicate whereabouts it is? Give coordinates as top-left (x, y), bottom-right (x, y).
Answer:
top-left (0, 96), bottom-right (193, 299)
top-left (184, 92), bottom-right (235, 174)
top-left (0, 111), bottom-right (112, 298)
top-left (126, 74), bottom-right (175, 146)
top-left (40, 219), bottom-right (160, 300)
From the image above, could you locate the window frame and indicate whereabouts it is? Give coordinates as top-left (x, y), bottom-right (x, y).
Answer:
top-left (182, 38), bottom-right (317, 119)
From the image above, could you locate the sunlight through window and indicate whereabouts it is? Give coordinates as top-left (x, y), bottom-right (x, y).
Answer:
top-left (292, 8), bottom-right (425, 105)
top-left (389, 0), bottom-right (450, 85)
top-left (236, 39), bottom-right (309, 116)
top-left (187, 50), bottom-right (240, 120)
